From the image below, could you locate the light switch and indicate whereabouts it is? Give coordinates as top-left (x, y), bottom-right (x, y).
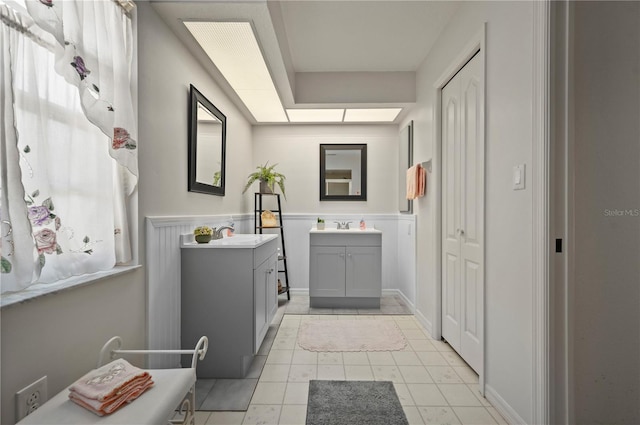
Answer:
top-left (513, 164), bottom-right (525, 190)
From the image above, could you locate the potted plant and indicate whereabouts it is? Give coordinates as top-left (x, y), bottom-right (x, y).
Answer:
top-left (317, 217), bottom-right (325, 230)
top-left (194, 226), bottom-right (213, 244)
top-left (242, 162), bottom-right (287, 199)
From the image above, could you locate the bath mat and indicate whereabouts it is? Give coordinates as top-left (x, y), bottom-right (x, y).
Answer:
top-left (297, 319), bottom-right (406, 352)
top-left (306, 380), bottom-right (408, 425)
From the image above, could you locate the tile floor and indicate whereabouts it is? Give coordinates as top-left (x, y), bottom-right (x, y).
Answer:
top-left (190, 297), bottom-right (506, 425)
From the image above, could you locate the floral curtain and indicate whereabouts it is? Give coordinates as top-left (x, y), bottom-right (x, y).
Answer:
top-left (0, 0), bottom-right (136, 293)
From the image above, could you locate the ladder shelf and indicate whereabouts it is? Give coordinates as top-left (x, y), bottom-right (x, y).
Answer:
top-left (254, 193), bottom-right (290, 300)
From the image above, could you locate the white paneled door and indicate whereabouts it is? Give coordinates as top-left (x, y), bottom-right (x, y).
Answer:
top-left (441, 51), bottom-right (484, 373)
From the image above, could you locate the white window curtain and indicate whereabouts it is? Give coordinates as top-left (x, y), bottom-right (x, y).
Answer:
top-left (0, 0), bottom-right (137, 293)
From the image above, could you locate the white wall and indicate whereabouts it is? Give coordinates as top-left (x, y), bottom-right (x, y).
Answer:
top-left (401, 2), bottom-right (536, 422)
top-left (251, 125), bottom-right (399, 213)
top-left (572, 2), bottom-right (640, 423)
top-left (252, 124), bottom-right (416, 304)
top-left (137, 3), bottom-right (253, 218)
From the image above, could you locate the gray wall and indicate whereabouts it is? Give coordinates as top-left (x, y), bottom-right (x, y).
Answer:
top-left (572, 2), bottom-right (640, 423)
top-left (0, 3), bottom-right (252, 424)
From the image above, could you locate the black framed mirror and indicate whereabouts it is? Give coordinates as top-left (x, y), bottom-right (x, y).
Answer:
top-left (399, 121), bottom-right (413, 213)
top-left (320, 144), bottom-right (367, 201)
top-left (188, 84), bottom-right (226, 196)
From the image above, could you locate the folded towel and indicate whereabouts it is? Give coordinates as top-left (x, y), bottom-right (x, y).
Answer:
top-left (69, 375), bottom-right (154, 416)
top-left (417, 164), bottom-right (427, 197)
top-left (406, 165), bottom-right (418, 200)
top-left (68, 359), bottom-right (154, 416)
top-left (407, 164), bottom-right (427, 200)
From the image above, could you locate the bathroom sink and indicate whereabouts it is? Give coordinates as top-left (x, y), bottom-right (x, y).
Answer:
top-left (181, 233), bottom-right (278, 248)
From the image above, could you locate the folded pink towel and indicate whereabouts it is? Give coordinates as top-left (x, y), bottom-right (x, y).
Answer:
top-left (69, 376), bottom-right (154, 416)
top-left (407, 164), bottom-right (427, 200)
top-left (68, 359), bottom-right (154, 416)
top-left (406, 164), bottom-right (418, 200)
top-left (417, 164), bottom-right (427, 197)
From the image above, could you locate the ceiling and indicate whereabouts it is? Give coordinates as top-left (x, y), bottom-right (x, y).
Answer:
top-left (150, 0), bottom-right (460, 124)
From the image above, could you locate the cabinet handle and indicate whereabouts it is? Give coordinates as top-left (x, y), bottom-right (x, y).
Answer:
top-left (347, 253), bottom-right (352, 257)
top-left (268, 268), bottom-right (274, 274)
top-left (339, 253), bottom-right (345, 258)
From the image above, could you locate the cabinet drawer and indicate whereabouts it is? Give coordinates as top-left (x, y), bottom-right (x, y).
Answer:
top-left (254, 238), bottom-right (278, 267)
top-left (310, 233), bottom-right (381, 247)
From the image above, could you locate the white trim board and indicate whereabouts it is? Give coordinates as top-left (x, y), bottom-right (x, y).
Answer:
top-left (432, 23), bottom-right (486, 393)
top-left (532, 1), bottom-right (552, 423)
top-left (485, 384), bottom-right (528, 425)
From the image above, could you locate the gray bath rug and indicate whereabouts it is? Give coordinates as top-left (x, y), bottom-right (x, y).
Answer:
top-left (306, 380), bottom-right (409, 425)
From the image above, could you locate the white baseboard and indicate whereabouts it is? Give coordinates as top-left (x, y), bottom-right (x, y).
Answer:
top-left (414, 308), bottom-right (433, 337)
top-left (381, 288), bottom-right (415, 313)
top-left (485, 384), bottom-right (527, 425)
top-left (288, 288), bottom-right (309, 296)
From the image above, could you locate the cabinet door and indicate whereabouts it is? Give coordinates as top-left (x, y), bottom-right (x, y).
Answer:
top-left (254, 258), bottom-right (270, 353)
top-left (310, 246), bottom-right (346, 297)
top-left (266, 254), bottom-right (278, 324)
top-left (345, 246), bottom-right (381, 297)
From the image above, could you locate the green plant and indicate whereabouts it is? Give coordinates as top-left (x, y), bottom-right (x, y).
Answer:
top-left (317, 217), bottom-right (324, 223)
top-left (242, 162), bottom-right (286, 199)
top-left (194, 226), bottom-right (213, 236)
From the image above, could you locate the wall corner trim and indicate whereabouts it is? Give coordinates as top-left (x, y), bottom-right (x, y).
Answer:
top-left (532, 0), bottom-right (552, 423)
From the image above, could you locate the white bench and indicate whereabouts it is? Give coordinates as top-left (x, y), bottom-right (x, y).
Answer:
top-left (17, 336), bottom-right (208, 425)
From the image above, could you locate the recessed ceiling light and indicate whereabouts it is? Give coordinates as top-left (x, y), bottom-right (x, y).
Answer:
top-left (184, 21), bottom-right (288, 123)
top-left (287, 109), bottom-right (344, 122)
top-left (344, 108), bottom-right (402, 122)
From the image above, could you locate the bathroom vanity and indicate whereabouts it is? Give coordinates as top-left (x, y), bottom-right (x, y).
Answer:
top-left (180, 233), bottom-right (279, 378)
top-left (309, 228), bottom-right (382, 308)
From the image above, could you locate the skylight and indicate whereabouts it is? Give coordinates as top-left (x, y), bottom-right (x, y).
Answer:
top-left (184, 21), bottom-right (288, 123)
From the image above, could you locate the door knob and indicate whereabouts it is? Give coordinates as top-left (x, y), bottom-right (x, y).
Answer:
top-left (457, 228), bottom-right (465, 235)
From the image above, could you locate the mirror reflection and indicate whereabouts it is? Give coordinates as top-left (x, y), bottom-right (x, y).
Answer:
top-left (196, 105), bottom-right (223, 186)
top-left (320, 144), bottom-right (367, 201)
top-left (188, 85), bottom-right (226, 196)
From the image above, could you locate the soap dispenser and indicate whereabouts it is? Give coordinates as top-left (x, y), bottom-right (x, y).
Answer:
top-left (359, 218), bottom-right (366, 230)
top-left (227, 216), bottom-right (235, 237)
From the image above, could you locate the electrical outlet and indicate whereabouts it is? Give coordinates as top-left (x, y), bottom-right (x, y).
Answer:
top-left (16, 376), bottom-right (47, 422)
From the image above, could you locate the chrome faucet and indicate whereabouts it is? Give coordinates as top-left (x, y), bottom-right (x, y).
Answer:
top-left (212, 226), bottom-right (234, 240)
top-left (334, 221), bottom-right (352, 230)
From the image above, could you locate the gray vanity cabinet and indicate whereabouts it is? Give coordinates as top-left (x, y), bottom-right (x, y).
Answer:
top-left (309, 229), bottom-right (382, 308)
top-left (254, 252), bottom-right (278, 351)
top-left (180, 234), bottom-right (278, 378)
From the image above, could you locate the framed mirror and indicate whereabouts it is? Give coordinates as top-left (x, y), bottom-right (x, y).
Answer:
top-left (399, 121), bottom-right (413, 213)
top-left (188, 84), bottom-right (226, 196)
top-left (320, 144), bottom-right (367, 201)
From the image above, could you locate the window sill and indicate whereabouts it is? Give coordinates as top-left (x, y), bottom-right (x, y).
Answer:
top-left (0, 265), bottom-right (141, 310)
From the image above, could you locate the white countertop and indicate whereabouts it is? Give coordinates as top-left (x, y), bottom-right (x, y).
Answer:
top-left (180, 233), bottom-right (278, 248)
top-left (309, 227), bottom-right (382, 234)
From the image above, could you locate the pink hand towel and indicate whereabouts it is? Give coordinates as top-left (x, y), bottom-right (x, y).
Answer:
top-left (417, 164), bottom-right (427, 197)
top-left (406, 165), bottom-right (418, 200)
top-left (69, 359), bottom-right (151, 401)
top-left (69, 376), bottom-right (154, 416)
